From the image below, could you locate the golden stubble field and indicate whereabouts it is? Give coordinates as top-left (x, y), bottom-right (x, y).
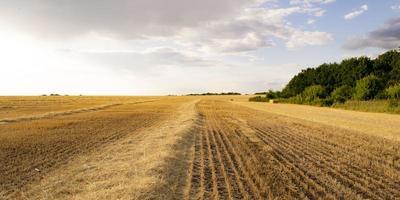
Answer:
top-left (0, 96), bottom-right (399, 199)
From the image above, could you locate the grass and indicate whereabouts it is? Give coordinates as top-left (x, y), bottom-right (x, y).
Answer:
top-left (248, 95), bottom-right (400, 115)
top-left (333, 99), bottom-right (400, 114)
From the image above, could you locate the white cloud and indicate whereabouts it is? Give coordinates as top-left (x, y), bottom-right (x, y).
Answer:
top-left (176, 6), bottom-right (332, 52)
top-left (307, 19), bottom-right (316, 24)
top-left (205, 33), bottom-right (275, 53)
top-left (288, 0), bottom-right (328, 17)
top-left (290, 0), bottom-right (336, 7)
top-left (392, 5), bottom-right (400, 10)
top-left (286, 31), bottom-right (333, 49)
top-left (344, 4), bottom-right (368, 20)
top-left (314, 9), bottom-right (326, 17)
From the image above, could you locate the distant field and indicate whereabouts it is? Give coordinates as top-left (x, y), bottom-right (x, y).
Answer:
top-left (0, 96), bottom-right (155, 120)
top-left (235, 100), bottom-right (400, 141)
top-left (0, 96), bottom-right (399, 199)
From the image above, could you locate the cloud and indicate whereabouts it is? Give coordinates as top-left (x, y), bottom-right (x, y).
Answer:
top-left (0, 0), bottom-right (260, 39)
top-left (289, 0), bottom-right (329, 17)
top-left (290, 0), bottom-right (336, 7)
top-left (205, 33), bottom-right (275, 53)
top-left (0, 0), bottom-right (332, 53)
top-left (286, 31), bottom-right (333, 49)
top-left (177, 6), bottom-right (332, 52)
top-left (79, 47), bottom-right (217, 72)
top-left (314, 10), bottom-right (326, 17)
top-left (307, 19), bottom-right (316, 24)
top-left (344, 4), bottom-right (368, 20)
top-left (344, 17), bottom-right (400, 50)
top-left (392, 5), bottom-right (400, 10)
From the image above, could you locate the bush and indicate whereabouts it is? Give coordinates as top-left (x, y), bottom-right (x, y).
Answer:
top-left (353, 75), bottom-right (383, 100)
top-left (301, 85), bottom-right (327, 103)
top-left (385, 84), bottom-right (400, 99)
top-left (249, 96), bottom-right (269, 102)
top-left (265, 90), bottom-right (282, 99)
top-left (389, 99), bottom-right (399, 107)
top-left (331, 85), bottom-right (353, 103)
top-left (321, 98), bottom-right (334, 106)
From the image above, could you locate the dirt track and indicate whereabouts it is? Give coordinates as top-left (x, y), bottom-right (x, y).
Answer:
top-left (0, 97), bottom-right (399, 199)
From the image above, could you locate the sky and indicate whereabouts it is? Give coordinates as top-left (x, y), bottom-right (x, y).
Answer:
top-left (0, 0), bottom-right (399, 95)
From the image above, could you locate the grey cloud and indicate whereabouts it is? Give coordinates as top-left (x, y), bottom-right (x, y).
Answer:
top-left (0, 0), bottom-right (333, 53)
top-left (344, 17), bottom-right (400, 50)
top-left (0, 0), bottom-right (257, 39)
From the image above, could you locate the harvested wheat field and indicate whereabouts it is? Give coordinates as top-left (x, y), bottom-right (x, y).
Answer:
top-left (0, 96), bottom-right (399, 200)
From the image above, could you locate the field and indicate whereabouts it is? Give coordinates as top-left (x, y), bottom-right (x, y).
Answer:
top-left (0, 96), bottom-right (399, 199)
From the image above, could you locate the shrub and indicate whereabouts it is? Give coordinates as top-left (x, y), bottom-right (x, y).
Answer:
top-left (286, 95), bottom-right (303, 104)
top-left (301, 85), bottom-right (327, 103)
top-left (321, 98), bottom-right (334, 106)
top-left (331, 85), bottom-right (353, 103)
top-left (265, 90), bottom-right (282, 99)
top-left (385, 84), bottom-right (400, 100)
top-left (389, 99), bottom-right (399, 108)
top-left (249, 96), bottom-right (269, 102)
top-left (353, 75), bottom-right (383, 100)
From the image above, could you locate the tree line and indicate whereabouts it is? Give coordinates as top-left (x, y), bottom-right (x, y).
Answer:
top-left (251, 49), bottom-right (400, 105)
top-left (187, 92), bottom-right (241, 96)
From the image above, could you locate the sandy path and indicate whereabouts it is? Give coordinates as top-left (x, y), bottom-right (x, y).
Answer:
top-left (17, 99), bottom-right (198, 200)
top-left (234, 101), bottom-right (400, 141)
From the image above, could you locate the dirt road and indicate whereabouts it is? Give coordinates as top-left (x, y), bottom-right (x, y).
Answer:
top-left (0, 97), bottom-right (399, 199)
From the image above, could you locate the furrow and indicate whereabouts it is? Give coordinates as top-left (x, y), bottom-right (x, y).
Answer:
top-left (283, 124), bottom-right (396, 168)
top-left (199, 128), bottom-right (212, 200)
top-left (212, 129), bottom-right (248, 200)
top-left (254, 124), bottom-right (399, 198)
top-left (254, 128), bottom-right (380, 200)
top-left (185, 130), bottom-right (201, 200)
top-left (205, 128), bottom-right (221, 199)
top-left (215, 115), bottom-right (310, 199)
top-left (198, 102), bottom-right (259, 199)
top-left (208, 126), bottom-right (234, 199)
top-left (275, 126), bottom-right (399, 197)
top-left (211, 121), bottom-right (262, 199)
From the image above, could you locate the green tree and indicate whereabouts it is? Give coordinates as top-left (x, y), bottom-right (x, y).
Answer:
top-left (373, 50), bottom-right (400, 79)
top-left (331, 85), bottom-right (353, 103)
top-left (353, 75), bottom-right (383, 100)
top-left (265, 90), bottom-right (282, 99)
top-left (278, 49), bottom-right (399, 101)
top-left (338, 57), bottom-right (373, 87)
top-left (301, 85), bottom-right (327, 102)
top-left (385, 84), bottom-right (400, 100)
